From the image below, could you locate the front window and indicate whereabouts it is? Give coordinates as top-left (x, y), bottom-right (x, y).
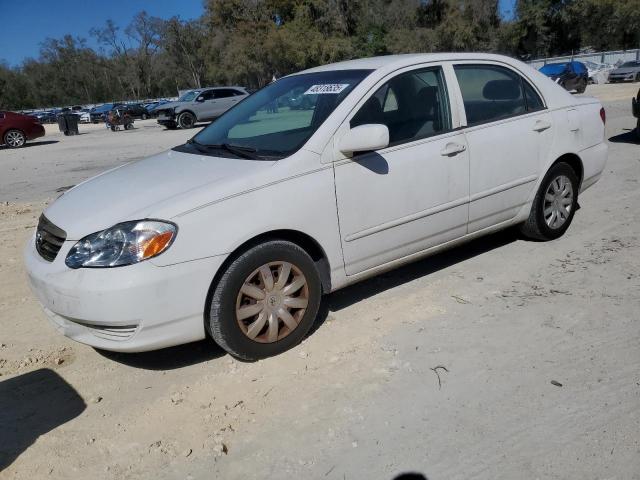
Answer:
top-left (454, 64), bottom-right (541, 126)
top-left (350, 66), bottom-right (452, 146)
top-left (620, 61), bottom-right (640, 68)
top-left (188, 69), bottom-right (372, 159)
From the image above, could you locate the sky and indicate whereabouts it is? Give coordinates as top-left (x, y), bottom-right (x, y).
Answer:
top-left (0, 0), bottom-right (204, 66)
top-left (0, 0), bottom-right (518, 67)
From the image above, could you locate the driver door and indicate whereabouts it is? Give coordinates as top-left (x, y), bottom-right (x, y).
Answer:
top-left (333, 65), bottom-right (470, 275)
top-left (194, 89), bottom-right (217, 121)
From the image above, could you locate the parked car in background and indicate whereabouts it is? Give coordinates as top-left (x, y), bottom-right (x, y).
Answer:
top-left (25, 53), bottom-right (607, 360)
top-left (632, 87), bottom-right (640, 140)
top-left (156, 87), bottom-right (250, 129)
top-left (90, 104), bottom-right (120, 123)
top-left (539, 61), bottom-right (588, 93)
top-left (121, 103), bottom-right (151, 120)
top-left (76, 109), bottom-right (91, 123)
top-left (1, 111), bottom-right (45, 148)
top-left (583, 61), bottom-right (614, 84)
top-left (143, 101), bottom-right (170, 117)
top-left (608, 61), bottom-right (640, 83)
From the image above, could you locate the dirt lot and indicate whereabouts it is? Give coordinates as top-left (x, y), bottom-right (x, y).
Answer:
top-left (1, 83), bottom-right (639, 479)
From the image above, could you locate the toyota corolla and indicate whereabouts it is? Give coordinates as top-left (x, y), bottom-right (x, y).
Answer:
top-left (25, 53), bottom-right (608, 360)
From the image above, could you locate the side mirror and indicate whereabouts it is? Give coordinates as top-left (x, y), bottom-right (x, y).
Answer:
top-left (338, 124), bottom-right (389, 155)
top-left (196, 96), bottom-right (205, 102)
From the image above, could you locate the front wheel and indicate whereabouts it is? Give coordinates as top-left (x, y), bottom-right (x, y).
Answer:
top-left (177, 112), bottom-right (195, 129)
top-left (208, 241), bottom-right (322, 361)
top-left (141, 113), bottom-right (147, 120)
top-left (520, 162), bottom-right (579, 241)
top-left (4, 129), bottom-right (26, 148)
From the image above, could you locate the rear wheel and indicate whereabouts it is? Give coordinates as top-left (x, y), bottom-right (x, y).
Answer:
top-left (3, 129), bottom-right (26, 148)
top-left (577, 79), bottom-right (587, 93)
top-left (520, 162), bottom-right (579, 241)
top-left (208, 240), bottom-right (322, 361)
top-left (178, 112), bottom-right (195, 129)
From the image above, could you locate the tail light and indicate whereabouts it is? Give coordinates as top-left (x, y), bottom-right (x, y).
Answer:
top-left (599, 107), bottom-right (606, 125)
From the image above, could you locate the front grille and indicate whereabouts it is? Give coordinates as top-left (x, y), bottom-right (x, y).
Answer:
top-left (36, 215), bottom-right (67, 262)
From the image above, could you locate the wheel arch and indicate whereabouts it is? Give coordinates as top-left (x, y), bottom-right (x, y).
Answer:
top-left (203, 229), bottom-right (332, 334)
top-left (176, 109), bottom-right (196, 119)
top-left (551, 152), bottom-right (584, 189)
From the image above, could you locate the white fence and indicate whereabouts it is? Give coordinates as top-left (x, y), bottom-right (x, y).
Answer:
top-left (528, 49), bottom-right (640, 69)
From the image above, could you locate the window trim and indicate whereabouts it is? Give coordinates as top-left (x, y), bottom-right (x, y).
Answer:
top-left (452, 61), bottom-right (548, 129)
top-left (343, 64), bottom-right (456, 152)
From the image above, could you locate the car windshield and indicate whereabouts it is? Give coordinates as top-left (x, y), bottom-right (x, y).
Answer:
top-left (189, 69), bottom-right (372, 159)
top-left (539, 63), bottom-right (568, 75)
top-left (620, 61), bottom-right (640, 68)
top-left (179, 91), bottom-right (200, 102)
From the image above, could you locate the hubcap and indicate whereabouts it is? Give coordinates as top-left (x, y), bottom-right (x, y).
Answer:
top-left (236, 261), bottom-right (309, 343)
top-left (180, 114), bottom-right (194, 128)
top-left (543, 175), bottom-right (573, 229)
top-left (6, 131), bottom-right (25, 147)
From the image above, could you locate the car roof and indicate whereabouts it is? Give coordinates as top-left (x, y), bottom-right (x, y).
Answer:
top-left (203, 86), bottom-right (246, 91)
top-left (297, 53), bottom-right (529, 74)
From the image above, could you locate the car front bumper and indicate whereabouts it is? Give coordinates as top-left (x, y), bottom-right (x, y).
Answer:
top-left (24, 235), bottom-right (225, 352)
top-left (608, 73), bottom-right (637, 82)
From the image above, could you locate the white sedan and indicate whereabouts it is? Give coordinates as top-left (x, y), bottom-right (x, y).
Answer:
top-left (25, 53), bottom-right (608, 360)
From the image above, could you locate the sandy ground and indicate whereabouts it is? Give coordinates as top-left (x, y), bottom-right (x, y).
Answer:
top-left (0, 83), bottom-right (639, 479)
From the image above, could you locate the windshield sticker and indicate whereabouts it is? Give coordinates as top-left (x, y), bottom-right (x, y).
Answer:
top-left (304, 84), bottom-right (349, 95)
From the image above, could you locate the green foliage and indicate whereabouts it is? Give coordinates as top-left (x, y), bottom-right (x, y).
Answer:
top-left (0, 0), bottom-right (638, 110)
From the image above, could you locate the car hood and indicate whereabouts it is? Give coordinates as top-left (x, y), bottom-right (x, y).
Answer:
top-left (155, 101), bottom-right (185, 111)
top-left (44, 149), bottom-right (275, 240)
top-left (611, 67), bottom-right (640, 74)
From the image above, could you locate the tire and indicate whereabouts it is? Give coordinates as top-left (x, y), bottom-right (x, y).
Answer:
top-left (520, 162), bottom-right (579, 241)
top-left (3, 129), bottom-right (26, 148)
top-left (177, 111), bottom-right (195, 129)
top-left (636, 119), bottom-right (640, 142)
top-left (209, 240), bottom-right (322, 361)
top-left (141, 113), bottom-right (147, 120)
top-left (577, 79), bottom-right (587, 94)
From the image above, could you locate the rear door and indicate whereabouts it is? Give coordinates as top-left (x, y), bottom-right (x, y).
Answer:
top-left (453, 62), bottom-right (551, 233)
top-left (213, 89), bottom-right (244, 116)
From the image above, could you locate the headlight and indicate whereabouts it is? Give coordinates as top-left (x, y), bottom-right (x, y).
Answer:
top-left (65, 220), bottom-right (177, 269)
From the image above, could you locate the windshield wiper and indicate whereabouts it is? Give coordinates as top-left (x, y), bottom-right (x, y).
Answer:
top-left (206, 143), bottom-right (259, 159)
top-left (186, 138), bottom-right (209, 154)
top-left (187, 139), bottom-right (262, 160)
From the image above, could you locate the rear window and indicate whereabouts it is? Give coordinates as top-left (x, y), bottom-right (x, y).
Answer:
top-left (454, 64), bottom-right (544, 126)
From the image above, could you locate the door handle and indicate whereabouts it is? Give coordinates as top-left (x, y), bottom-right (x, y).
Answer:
top-left (533, 120), bottom-right (551, 132)
top-left (440, 142), bottom-right (466, 157)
